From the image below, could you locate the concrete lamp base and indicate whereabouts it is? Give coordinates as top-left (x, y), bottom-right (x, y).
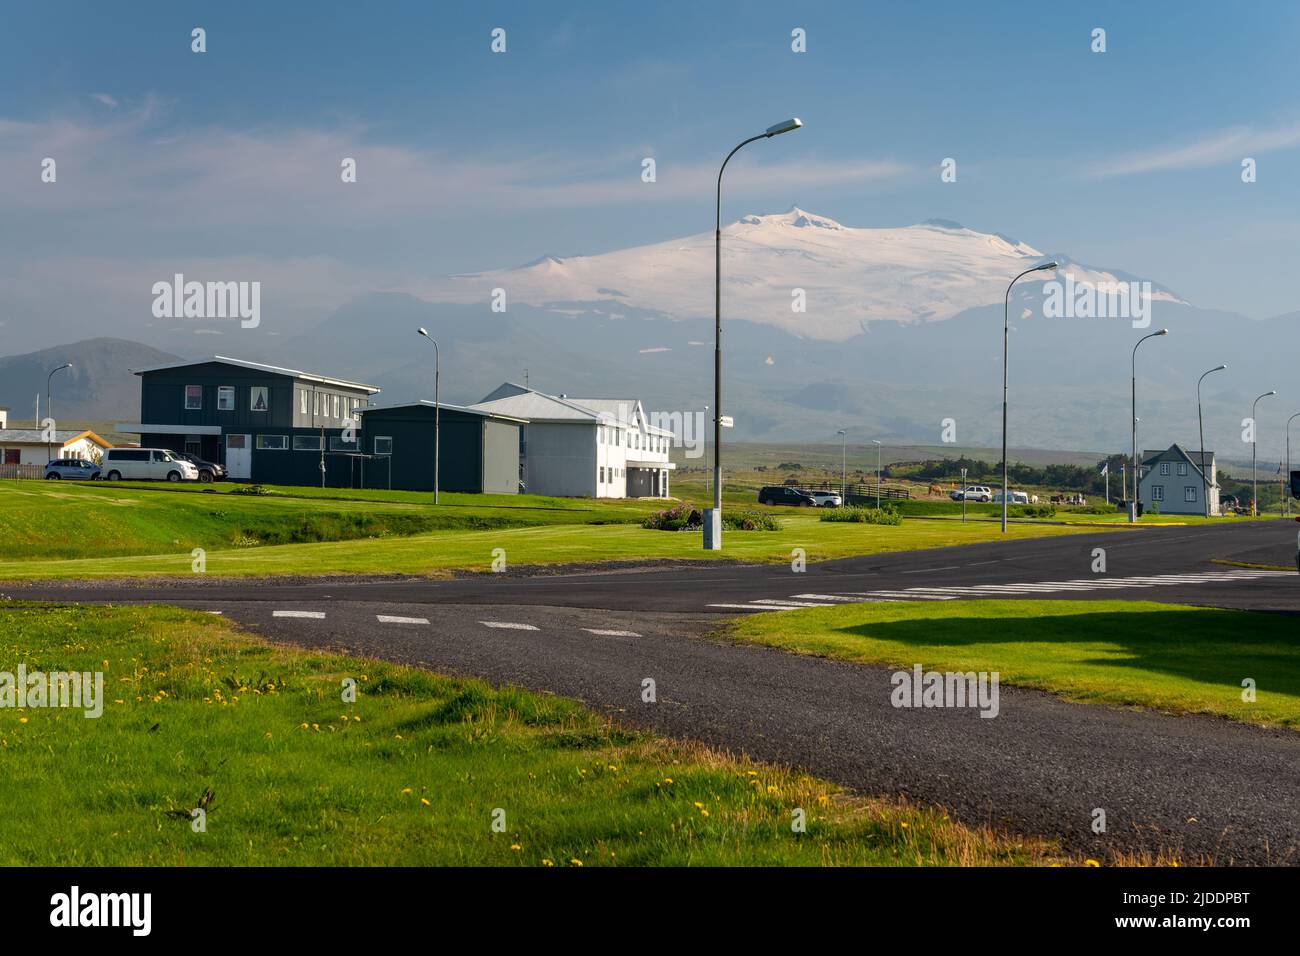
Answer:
top-left (702, 508), bottom-right (722, 550)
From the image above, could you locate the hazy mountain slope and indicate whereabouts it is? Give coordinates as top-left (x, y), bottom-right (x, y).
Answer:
top-left (0, 338), bottom-right (181, 423)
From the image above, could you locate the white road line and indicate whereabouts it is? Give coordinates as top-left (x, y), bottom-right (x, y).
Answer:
top-left (273, 610), bottom-right (325, 619)
top-left (707, 603), bottom-right (783, 610)
top-left (479, 620), bottom-right (540, 630)
top-left (583, 628), bottom-right (642, 637)
top-left (791, 593), bottom-right (870, 602)
top-left (377, 615), bottom-right (429, 625)
top-left (753, 598), bottom-right (835, 607)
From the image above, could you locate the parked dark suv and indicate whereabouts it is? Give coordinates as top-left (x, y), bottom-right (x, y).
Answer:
top-left (176, 453), bottom-right (226, 483)
top-left (758, 486), bottom-right (818, 507)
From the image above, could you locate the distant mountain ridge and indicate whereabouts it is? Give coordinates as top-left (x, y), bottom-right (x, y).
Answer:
top-left (0, 338), bottom-right (181, 422)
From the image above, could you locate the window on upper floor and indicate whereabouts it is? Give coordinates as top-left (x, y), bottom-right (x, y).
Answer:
top-left (1159, 462), bottom-right (1170, 476)
top-left (217, 386), bottom-right (235, 411)
top-left (1177, 462), bottom-right (1188, 476)
top-left (333, 395), bottom-right (341, 419)
top-left (300, 389), bottom-right (308, 415)
top-left (185, 385), bottom-right (202, 410)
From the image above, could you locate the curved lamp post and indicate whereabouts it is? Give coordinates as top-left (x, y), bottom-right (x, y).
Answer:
top-left (1197, 365), bottom-right (1227, 518)
top-left (1130, 329), bottom-right (1168, 522)
top-left (1001, 261), bottom-right (1058, 532)
top-left (872, 439), bottom-right (882, 508)
top-left (1286, 412), bottom-right (1300, 517)
top-left (836, 429), bottom-right (847, 500)
top-left (708, 117), bottom-right (803, 549)
top-left (416, 328), bottom-right (441, 505)
top-left (45, 362), bottom-right (72, 463)
top-left (1251, 390), bottom-right (1276, 516)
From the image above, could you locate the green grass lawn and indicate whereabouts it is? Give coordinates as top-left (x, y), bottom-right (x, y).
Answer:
top-left (0, 481), bottom-right (659, 561)
top-left (727, 600), bottom-right (1300, 729)
top-left (0, 507), bottom-right (1117, 580)
top-left (0, 601), bottom-right (1074, 866)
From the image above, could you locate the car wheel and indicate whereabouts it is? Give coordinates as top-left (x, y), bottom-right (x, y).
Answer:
top-left (167, 470), bottom-right (182, 482)
top-left (759, 498), bottom-right (770, 506)
top-left (198, 470), bottom-right (213, 483)
top-left (45, 473), bottom-right (59, 480)
top-left (803, 500), bottom-right (814, 507)
top-left (106, 470), bottom-right (121, 481)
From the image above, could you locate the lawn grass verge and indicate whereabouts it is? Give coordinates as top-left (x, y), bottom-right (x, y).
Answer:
top-left (0, 601), bottom-right (1088, 866)
top-left (0, 511), bottom-right (1117, 581)
top-left (726, 600), bottom-right (1300, 729)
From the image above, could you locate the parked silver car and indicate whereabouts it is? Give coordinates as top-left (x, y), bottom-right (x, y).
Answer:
top-left (44, 458), bottom-right (102, 480)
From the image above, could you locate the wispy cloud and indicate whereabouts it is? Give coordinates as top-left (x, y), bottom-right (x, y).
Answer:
top-left (1087, 121), bottom-right (1300, 177)
top-left (91, 93), bottom-right (119, 109)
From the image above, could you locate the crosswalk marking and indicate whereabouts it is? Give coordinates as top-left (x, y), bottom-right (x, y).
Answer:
top-left (709, 569), bottom-right (1291, 612)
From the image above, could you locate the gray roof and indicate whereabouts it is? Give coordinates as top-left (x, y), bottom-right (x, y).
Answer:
top-left (0, 429), bottom-right (96, 445)
top-left (1140, 443), bottom-right (1214, 484)
top-left (130, 355), bottom-right (381, 393)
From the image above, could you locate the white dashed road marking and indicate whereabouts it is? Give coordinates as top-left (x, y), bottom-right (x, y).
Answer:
top-left (479, 621), bottom-right (540, 630)
top-left (273, 610), bottom-right (326, 619)
top-left (377, 615), bottom-right (429, 625)
top-left (583, 628), bottom-right (642, 637)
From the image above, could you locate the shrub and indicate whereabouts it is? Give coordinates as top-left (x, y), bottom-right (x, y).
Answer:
top-left (642, 503), bottom-right (701, 531)
top-left (821, 505), bottom-right (902, 525)
top-left (1009, 504), bottom-right (1057, 518)
top-left (642, 504), bottom-right (781, 532)
top-left (230, 484), bottom-right (274, 496)
top-left (722, 510), bottom-right (782, 531)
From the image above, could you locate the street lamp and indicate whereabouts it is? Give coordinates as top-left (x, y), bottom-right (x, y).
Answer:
top-left (1130, 329), bottom-right (1168, 522)
top-left (1287, 412), bottom-right (1300, 517)
top-left (872, 439), bottom-right (882, 508)
top-left (836, 429), bottom-right (847, 500)
top-left (45, 362), bottom-right (72, 463)
top-left (708, 117), bottom-right (803, 550)
top-left (1251, 389), bottom-right (1276, 517)
top-left (416, 328), bottom-right (441, 505)
top-left (1001, 261), bottom-right (1058, 532)
top-left (1197, 365), bottom-right (1227, 518)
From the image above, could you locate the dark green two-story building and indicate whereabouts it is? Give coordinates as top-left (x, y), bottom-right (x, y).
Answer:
top-left (117, 356), bottom-right (381, 485)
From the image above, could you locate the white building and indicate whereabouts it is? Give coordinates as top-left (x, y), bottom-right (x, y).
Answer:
top-left (0, 407), bottom-right (113, 467)
top-left (469, 383), bottom-right (673, 498)
top-left (1139, 444), bottom-right (1219, 516)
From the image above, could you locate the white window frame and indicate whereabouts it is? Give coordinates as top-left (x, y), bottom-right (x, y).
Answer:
top-left (1184, 485), bottom-right (1197, 503)
top-left (185, 385), bottom-right (202, 410)
top-left (250, 386), bottom-right (269, 413)
top-left (374, 436), bottom-right (393, 456)
top-left (1159, 462), bottom-right (1170, 476)
top-left (217, 386), bottom-right (235, 411)
top-left (256, 434), bottom-right (288, 451)
top-left (313, 391), bottom-right (320, 417)
top-left (300, 389), bottom-right (308, 415)
top-left (1152, 484), bottom-right (1164, 501)
top-left (333, 395), bottom-right (341, 419)
top-left (1177, 462), bottom-right (1188, 476)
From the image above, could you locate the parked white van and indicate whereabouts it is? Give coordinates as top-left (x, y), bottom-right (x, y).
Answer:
top-left (102, 448), bottom-right (200, 482)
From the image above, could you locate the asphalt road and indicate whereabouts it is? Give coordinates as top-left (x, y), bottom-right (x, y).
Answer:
top-left (6, 518), bottom-right (1299, 863)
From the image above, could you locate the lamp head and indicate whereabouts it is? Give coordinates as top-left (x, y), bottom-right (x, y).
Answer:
top-left (417, 327), bottom-right (428, 337)
top-left (1156, 328), bottom-right (1169, 336)
top-left (1036, 261), bottom-right (1059, 272)
top-left (765, 117), bottom-right (803, 137)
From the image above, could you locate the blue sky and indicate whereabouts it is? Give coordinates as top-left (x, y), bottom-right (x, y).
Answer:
top-left (4, 0), bottom-right (1300, 345)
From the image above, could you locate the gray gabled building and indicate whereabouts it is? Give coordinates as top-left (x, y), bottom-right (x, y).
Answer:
top-left (1139, 444), bottom-right (1218, 516)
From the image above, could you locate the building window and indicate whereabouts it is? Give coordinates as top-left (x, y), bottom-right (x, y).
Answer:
top-left (185, 385), bottom-right (202, 410)
top-left (328, 436), bottom-right (357, 451)
top-left (1159, 462), bottom-right (1170, 476)
top-left (293, 435), bottom-right (322, 451)
top-left (299, 389), bottom-right (308, 415)
top-left (599, 466), bottom-right (605, 483)
top-left (374, 437), bottom-right (393, 456)
top-left (313, 391), bottom-right (320, 417)
top-left (1152, 485), bottom-right (1164, 501)
top-left (256, 435), bottom-right (288, 451)
top-left (1177, 462), bottom-right (1188, 476)
top-left (218, 386), bottom-right (235, 411)
top-left (1184, 486), bottom-right (1198, 503)
top-left (333, 395), bottom-right (341, 419)
top-left (250, 386), bottom-right (269, 413)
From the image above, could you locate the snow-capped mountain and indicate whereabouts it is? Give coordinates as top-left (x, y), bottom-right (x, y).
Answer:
top-left (408, 207), bottom-right (1183, 341)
